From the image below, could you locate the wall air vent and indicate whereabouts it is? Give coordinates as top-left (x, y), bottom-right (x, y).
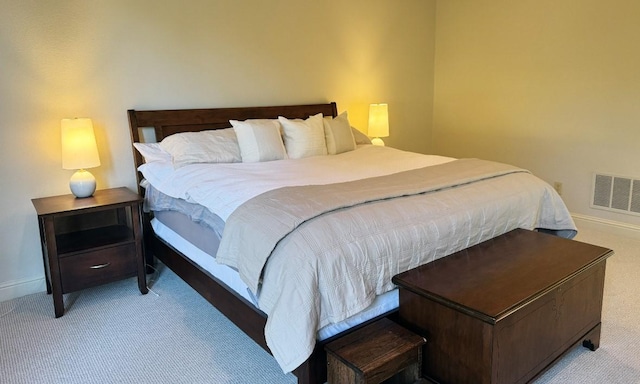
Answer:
top-left (591, 173), bottom-right (640, 216)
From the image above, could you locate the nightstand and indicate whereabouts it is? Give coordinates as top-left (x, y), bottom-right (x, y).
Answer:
top-left (32, 187), bottom-right (148, 317)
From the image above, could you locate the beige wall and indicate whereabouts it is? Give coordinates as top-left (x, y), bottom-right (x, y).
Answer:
top-left (10, 0), bottom-right (636, 302)
top-left (0, 0), bottom-right (436, 300)
top-left (433, 0), bottom-right (640, 225)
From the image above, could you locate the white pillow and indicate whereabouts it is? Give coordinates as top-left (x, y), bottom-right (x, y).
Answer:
top-left (137, 161), bottom-right (176, 188)
top-left (158, 129), bottom-right (241, 168)
top-left (323, 111), bottom-right (356, 154)
top-left (230, 119), bottom-right (287, 163)
top-left (133, 142), bottom-right (172, 163)
top-left (352, 127), bottom-right (372, 145)
top-left (278, 113), bottom-right (327, 159)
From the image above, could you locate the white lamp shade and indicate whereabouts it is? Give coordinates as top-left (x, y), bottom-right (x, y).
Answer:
top-left (368, 104), bottom-right (389, 138)
top-left (61, 118), bottom-right (100, 170)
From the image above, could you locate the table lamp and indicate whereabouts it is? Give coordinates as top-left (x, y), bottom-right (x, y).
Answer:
top-left (368, 103), bottom-right (389, 146)
top-left (61, 118), bottom-right (101, 198)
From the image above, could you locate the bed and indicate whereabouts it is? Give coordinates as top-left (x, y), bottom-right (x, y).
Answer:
top-left (127, 102), bottom-right (577, 384)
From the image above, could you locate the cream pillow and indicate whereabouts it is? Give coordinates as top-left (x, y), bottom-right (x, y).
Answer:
top-left (323, 111), bottom-right (356, 154)
top-left (352, 126), bottom-right (372, 145)
top-left (158, 128), bottom-right (241, 168)
top-left (278, 113), bottom-right (327, 159)
top-left (230, 119), bottom-right (287, 163)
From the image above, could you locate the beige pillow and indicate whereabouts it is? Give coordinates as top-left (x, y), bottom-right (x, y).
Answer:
top-left (323, 111), bottom-right (356, 154)
top-left (278, 113), bottom-right (327, 159)
top-left (159, 129), bottom-right (241, 168)
top-left (230, 119), bottom-right (287, 163)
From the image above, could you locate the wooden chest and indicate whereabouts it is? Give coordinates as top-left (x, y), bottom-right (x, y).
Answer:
top-left (392, 229), bottom-right (613, 384)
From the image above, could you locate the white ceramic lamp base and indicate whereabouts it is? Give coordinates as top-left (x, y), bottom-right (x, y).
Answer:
top-left (69, 169), bottom-right (97, 198)
top-left (371, 137), bottom-right (385, 146)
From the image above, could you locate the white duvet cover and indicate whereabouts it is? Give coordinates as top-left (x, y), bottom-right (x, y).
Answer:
top-left (139, 145), bottom-right (456, 221)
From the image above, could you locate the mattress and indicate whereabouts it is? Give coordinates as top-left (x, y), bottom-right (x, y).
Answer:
top-left (150, 213), bottom-right (398, 341)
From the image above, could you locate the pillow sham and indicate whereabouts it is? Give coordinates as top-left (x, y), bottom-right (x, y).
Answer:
top-left (323, 111), bottom-right (356, 154)
top-left (351, 126), bottom-right (372, 145)
top-left (158, 128), bottom-right (241, 168)
top-left (230, 119), bottom-right (287, 163)
top-left (133, 142), bottom-right (172, 163)
top-left (278, 113), bottom-right (327, 159)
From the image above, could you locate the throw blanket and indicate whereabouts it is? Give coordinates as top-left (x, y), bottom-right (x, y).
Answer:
top-left (216, 159), bottom-right (576, 372)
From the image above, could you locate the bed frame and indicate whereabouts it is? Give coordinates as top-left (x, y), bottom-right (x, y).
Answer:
top-left (127, 102), bottom-right (393, 384)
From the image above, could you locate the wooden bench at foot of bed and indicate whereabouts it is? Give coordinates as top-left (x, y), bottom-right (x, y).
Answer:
top-left (325, 317), bottom-right (426, 384)
top-left (393, 228), bottom-right (613, 384)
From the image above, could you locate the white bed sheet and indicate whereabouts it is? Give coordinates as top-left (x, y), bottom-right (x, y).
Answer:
top-left (150, 217), bottom-right (398, 341)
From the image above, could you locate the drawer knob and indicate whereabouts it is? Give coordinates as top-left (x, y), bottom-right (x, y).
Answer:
top-left (90, 263), bottom-right (111, 269)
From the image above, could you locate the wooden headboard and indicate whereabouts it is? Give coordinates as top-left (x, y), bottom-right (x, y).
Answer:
top-left (128, 102), bottom-right (338, 189)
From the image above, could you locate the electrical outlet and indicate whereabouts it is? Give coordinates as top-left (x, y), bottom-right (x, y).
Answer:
top-left (553, 182), bottom-right (563, 195)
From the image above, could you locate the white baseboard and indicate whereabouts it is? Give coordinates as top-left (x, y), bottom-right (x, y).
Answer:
top-left (572, 213), bottom-right (640, 240)
top-left (0, 277), bottom-right (46, 303)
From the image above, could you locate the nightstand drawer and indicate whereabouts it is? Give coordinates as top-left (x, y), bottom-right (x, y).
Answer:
top-left (59, 244), bottom-right (137, 293)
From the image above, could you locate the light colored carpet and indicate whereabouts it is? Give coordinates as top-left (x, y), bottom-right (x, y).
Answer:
top-left (0, 266), bottom-right (297, 384)
top-left (1, 226), bottom-right (638, 383)
top-left (533, 227), bottom-right (640, 383)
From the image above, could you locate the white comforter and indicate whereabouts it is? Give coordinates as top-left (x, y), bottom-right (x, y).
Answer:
top-left (138, 145), bottom-right (455, 221)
